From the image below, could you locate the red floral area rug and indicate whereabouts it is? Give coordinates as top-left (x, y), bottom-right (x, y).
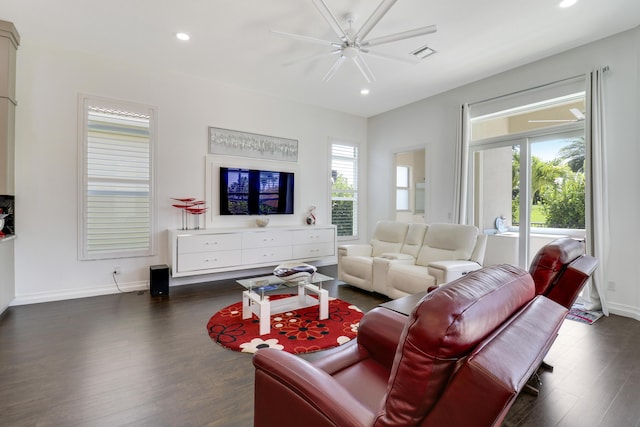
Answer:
top-left (206, 294), bottom-right (363, 354)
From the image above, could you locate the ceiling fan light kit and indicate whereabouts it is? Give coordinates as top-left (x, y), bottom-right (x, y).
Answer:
top-left (273, 0), bottom-right (438, 83)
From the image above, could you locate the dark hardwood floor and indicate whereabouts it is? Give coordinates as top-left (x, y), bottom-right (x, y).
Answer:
top-left (1, 265), bottom-right (639, 427)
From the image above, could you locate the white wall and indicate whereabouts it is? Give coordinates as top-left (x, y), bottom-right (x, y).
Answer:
top-left (12, 40), bottom-right (367, 304)
top-left (11, 26), bottom-right (640, 318)
top-left (368, 26), bottom-right (640, 319)
top-left (0, 238), bottom-right (15, 311)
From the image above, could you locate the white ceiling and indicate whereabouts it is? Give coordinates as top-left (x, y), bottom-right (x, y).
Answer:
top-left (1, 0), bottom-right (639, 117)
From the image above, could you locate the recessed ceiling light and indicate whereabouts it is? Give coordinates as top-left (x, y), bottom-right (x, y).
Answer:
top-left (176, 32), bottom-right (190, 41)
top-left (559, 0), bottom-right (577, 8)
top-left (360, 89), bottom-right (370, 95)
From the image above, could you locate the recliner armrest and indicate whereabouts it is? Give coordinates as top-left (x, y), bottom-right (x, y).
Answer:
top-left (372, 255), bottom-right (417, 295)
top-left (378, 252), bottom-right (415, 261)
top-left (546, 254), bottom-right (599, 309)
top-left (427, 260), bottom-right (482, 285)
top-left (338, 244), bottom-right (373, 257)
top-left (253, 348), bottom-right (375, 427)
top-left (313, 307), bottom-right (408, 373)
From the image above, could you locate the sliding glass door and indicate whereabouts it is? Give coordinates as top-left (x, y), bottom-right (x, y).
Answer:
top-left (470, 128), bottom-right (586, 267)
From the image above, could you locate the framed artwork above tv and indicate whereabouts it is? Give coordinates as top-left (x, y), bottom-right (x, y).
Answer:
top-left (208, 127), bottom-right (298, 162)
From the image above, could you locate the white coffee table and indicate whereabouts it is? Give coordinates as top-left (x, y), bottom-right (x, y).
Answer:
top-left (239, 274), bottom-right (330, 335)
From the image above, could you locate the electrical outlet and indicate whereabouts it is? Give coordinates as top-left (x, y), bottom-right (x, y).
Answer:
top-left (607, 281), bottom-right (616, 291)
top-left (113, 267), bottom-right (121, 275)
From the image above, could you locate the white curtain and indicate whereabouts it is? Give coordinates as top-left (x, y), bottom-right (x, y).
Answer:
top-left (453, 104), bottom-right (470, 224)
top-left (584, 67), bottom-right (610, 315)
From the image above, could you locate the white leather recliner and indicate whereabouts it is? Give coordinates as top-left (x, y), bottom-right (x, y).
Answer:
top-left (384, 223), bottom-right (487, 299)
top-left (337, 221), bottom-right (409, 292)
top-left (338, 221), bottom-right (487, 299)
top-left (371, 223), bottom-right (428, 295)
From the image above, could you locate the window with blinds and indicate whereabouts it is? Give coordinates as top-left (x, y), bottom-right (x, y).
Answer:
top-left (330, 142), bottom-right (358, 239)
top-left (396, 166), bottom-right (410, 211)
top-left (79, 96), bottom-right (156, 260)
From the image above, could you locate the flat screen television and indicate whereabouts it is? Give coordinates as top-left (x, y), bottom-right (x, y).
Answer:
top-left (219, 167), bottom-right (294, 215)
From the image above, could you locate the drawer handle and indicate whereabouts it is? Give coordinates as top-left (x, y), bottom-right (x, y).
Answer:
top-left (205, 258), bottom-right (218, 262)
top-left (205, 242), bottom-right (218, 245)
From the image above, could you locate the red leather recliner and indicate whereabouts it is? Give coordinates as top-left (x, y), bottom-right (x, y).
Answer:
top-left (525, 237), bottom-right (599, 394)
top-left (529, 237), bottom-right (599, 309)
top-left (253, 264), bottom-right (569, 427)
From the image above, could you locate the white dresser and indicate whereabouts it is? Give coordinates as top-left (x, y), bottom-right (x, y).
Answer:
top-left (168, 225), bottom-right (337, 277)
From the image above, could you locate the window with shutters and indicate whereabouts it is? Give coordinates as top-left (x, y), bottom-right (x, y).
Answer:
top-left (330, 142), bottom-right (358, 239)
top-left (78, 95), bottom-right (156, 260)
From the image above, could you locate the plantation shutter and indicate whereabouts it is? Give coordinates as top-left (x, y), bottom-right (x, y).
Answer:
top-left (80, 99), bottom-right (155, 260)
top-left (331, 143), bottom-right (358, 238)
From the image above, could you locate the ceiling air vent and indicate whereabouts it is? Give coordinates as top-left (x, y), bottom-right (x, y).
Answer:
top-left (411, 45), bottom-right (436, 60)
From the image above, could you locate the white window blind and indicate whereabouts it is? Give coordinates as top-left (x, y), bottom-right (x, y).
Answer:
top-left (331, 143), bottom-right (358, 238)
top-left (79, 96), bottom-right (156, 260)
top-left (396, 166), bottom-right (409, 211)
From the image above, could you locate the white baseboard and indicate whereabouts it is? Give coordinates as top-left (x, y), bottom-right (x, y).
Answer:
top-left (10, 260), bottom-right (338, 306)
top-left (606, 301), bottom-right (640, 321)
top-left (10, 280), bottom-right (149, 306)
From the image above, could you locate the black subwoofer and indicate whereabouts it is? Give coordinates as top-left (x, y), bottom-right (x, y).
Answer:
top-left (150, 264), bottom-right (170, 296)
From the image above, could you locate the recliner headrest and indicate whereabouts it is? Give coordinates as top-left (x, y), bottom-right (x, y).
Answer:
top-left (408, 264), bottom-right (534, 357)
top-left (529, 237), bottom-right (585, 296)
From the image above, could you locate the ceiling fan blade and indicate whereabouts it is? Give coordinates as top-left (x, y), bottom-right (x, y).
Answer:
top-left (311, 0), bottom-right (350, 42)
top-left (322, 56), bottom-right (346, 82)
top-left (362, 25), bottom-right (437, 48)
top-left (354, 0), bottom-right (398, 42)
top-left (361, 49), bottom-right (420, 64)
top-left (353, 54), bottom-right (376, 83)
top-left (270, 30), bottom-right (341, 47)
top-left (282, 49), bottom-right (341, 67)
top-left (570, 108), bottom-right (585, 120)
top-left (528, 119), bottom-right (576, 123)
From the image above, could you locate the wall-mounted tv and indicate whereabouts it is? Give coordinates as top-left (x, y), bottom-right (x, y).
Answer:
top-left (219, 167), bottom-right (294, 215)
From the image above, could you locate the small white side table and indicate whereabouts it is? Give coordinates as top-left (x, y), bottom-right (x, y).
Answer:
top-left (242, 279), bottom-right (329, 335)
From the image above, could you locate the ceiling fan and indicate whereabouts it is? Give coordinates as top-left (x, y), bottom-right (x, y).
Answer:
top-left (528, 108), bottom-right (585, 123)
top-left (271, 0), bottom-right (437, 83)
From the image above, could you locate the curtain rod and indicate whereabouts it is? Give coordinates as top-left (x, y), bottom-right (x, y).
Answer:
top-left (468, 67), bottom-right (609, 107)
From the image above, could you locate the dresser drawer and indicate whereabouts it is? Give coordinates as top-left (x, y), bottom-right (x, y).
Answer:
top-left (293, 228), bottom-right (335, 245)
top-left (242, 230), bottom-right (293, 248)
top-left (242, 246), bottom-right (292, 265)
top-left (177, 250), bottom-right (242, 272)
top-left (177, 233), bottom-right (240, 254)
top-left (293, 242), bottom-right (335, 259)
